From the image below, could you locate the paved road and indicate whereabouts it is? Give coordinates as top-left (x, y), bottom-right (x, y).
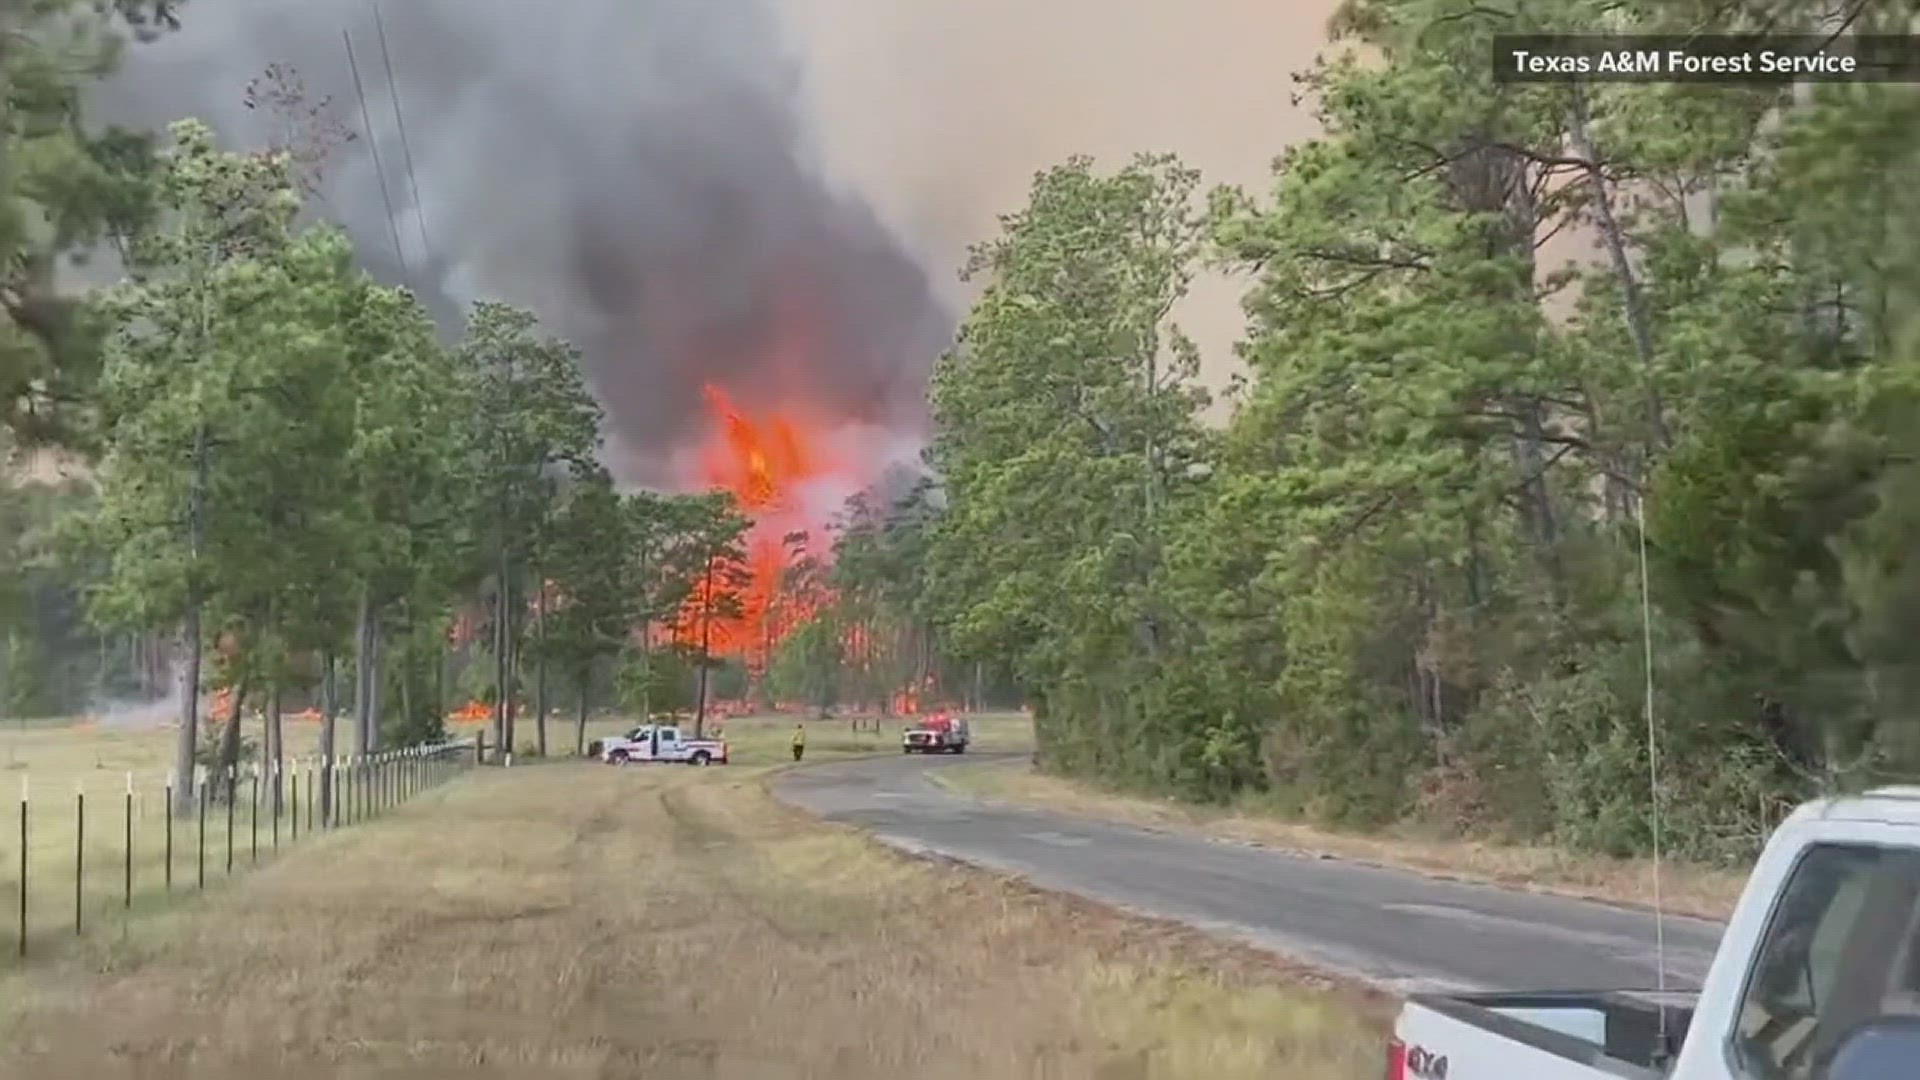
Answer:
top-left (775, 752), bottom-right (1726, 996)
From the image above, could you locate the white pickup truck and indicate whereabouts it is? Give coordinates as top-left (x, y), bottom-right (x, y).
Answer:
top-left (1390, 786), bottom-right (1920, 1080)
top-left (599, 725), bottom-right (728, 766)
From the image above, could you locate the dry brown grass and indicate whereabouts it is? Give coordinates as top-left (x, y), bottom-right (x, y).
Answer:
top-left (937, 761), bottom-right (1748, 922)
top-left (0, 712), bottom-right (1030, 959)
top-left (0, 718), bottom-right (472, 958)
top-left (0, 743), bottom-right (1384, 1079)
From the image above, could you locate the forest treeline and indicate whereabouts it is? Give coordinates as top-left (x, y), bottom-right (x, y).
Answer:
top-left (780, 0), bottom-right (1920, 864)
top-left (1, 5), bottom-right (759, 809)
top-left (11, 0), bottom-right (1920, 861)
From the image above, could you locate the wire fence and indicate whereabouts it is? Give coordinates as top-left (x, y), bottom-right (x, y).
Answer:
top-left (5, 737), bottom-right (482, 962)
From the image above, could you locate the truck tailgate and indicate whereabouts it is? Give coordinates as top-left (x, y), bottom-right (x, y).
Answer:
top-left (1396, 994), bottom-right (1678, 1080)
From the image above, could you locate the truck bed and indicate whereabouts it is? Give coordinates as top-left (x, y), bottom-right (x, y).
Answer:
top-left (1398, 991), bottom-right (1696, 1079)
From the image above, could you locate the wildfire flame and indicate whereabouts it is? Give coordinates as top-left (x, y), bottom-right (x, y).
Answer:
top-left (674, 384), bottom-right (839, 681)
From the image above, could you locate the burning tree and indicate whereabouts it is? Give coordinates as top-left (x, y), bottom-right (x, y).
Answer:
top-left (678, 386), bottom-right (836, 696)
top-left (666, 492), bottom-right (752, 738)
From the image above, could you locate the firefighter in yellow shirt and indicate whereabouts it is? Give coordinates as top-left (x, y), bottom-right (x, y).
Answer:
top-left (790, 723), bottom-right (807, 763)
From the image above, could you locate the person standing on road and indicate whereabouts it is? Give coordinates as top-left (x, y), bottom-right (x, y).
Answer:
top-left (791, 723), bottom-right (806, 763)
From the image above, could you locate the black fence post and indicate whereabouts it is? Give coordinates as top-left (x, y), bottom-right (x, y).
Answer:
top-left (74, 785), bottom-right (84, 936)
top-left (18, 780), bottom-right (27, 958)
top-left (249, 766), bottom-right (259, 864)
top-left (123, 773), bottom-right (133, 910)
top-left (164, 779), bottom-right (174, 892)
top-left (197, 773), bottom-right (207, 890)
top-left (290, 764), bottom-right (299, 842)
top-left (224, 767), bottom-right (235, 875)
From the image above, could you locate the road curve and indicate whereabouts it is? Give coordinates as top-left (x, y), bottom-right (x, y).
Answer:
top-left (774, 752), bottom-right (1726, 996)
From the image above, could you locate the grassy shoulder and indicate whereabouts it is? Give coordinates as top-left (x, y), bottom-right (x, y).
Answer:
top-left (934, 759), bottom-right (1748, 922)
top-left (0, 749), bottom-right (1386, 1078)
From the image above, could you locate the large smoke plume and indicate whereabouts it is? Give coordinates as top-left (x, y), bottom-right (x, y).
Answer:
top-left (93, 0), bottom-right (1338, 481)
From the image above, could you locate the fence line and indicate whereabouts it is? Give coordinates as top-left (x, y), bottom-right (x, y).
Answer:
top-left (5, 738), bottom-right (477, 964)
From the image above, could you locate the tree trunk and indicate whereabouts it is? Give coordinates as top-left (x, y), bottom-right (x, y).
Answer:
top-left (1565, 81), bottom-right (1668, 454)
top-left (173, 604), bottom-right (203, 811)
top-left (487, 564), bottom-right (503, 757)
top-left (575, 676), bottom-right (589, 757)
top-left (366, 616), bottom-right (382, 753)
top-left (218, 679), bottom-right (248, 799)
top-left (694, 553), bottom-right (714, 739)
top-left (535, 658), bottom-right (548, 755)
top-left (266, 682), bottom-right (283, 812)
top-left (172, 423), bottom-right (210, 811)
top-left (398, 656), bottom-right (411, 743)
top-left (319, 651), bottom-right (337, 825)
top-left (355, 589), bottom-right (377, 757)
top-left (638, 626), bottom-right (653, 723)
top-left (503, 629), bottom-right (517, 757)
top-left (533, 575), bottom-right (548, 757)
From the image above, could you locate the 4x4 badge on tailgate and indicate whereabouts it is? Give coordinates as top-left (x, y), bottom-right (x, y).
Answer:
top-left (1407, 1045), bottom-right (1448, 1080)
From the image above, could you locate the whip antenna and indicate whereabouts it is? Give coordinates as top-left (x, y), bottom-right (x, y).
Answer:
top-left (1636, 485), bottom-right (1671, 1055)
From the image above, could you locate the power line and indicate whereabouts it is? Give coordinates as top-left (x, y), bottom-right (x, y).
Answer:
top-left (372, 2), bottom-right (432, 264)
top-left (342, 27), bottom-right (409, 282)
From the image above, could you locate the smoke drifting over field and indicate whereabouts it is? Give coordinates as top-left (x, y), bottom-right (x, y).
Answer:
top-left (93, 0), bottom-right (1336, 481)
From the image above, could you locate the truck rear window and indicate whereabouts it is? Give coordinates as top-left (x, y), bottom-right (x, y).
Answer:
top-left (1730, 843), bottom-right (1920, 1079)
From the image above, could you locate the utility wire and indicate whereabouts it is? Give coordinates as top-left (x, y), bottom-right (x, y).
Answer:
top-left (342, 27), bottom-right (409, 282)
top-left (372, 2), bottom-right (433, 264)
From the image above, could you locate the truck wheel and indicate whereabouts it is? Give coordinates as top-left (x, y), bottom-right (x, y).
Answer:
top-left (691, 751), bottom-right (711, 766)
top-left (953, 744), bottom-right (966, 754)
top-left (903, 746), bottom-right (915, 754)
top-left (608, 749), bottom-right (629, 765)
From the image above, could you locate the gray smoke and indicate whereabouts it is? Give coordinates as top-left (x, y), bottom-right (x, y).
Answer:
top-left (92, 0), bottom-right (952, 486)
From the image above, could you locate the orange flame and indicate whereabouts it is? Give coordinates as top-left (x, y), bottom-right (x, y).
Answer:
top-left (674, 385), bottom-right (840, 681)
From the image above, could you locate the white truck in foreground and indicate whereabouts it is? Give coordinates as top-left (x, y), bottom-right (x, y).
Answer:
top-left (599, 725), bottom-right (728, 766)
top-left (1389, 786), bottom-right (1920, 1080)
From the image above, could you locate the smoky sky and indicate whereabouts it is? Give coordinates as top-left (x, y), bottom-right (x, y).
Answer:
top-left (91, 0), bottom-right (953, 486)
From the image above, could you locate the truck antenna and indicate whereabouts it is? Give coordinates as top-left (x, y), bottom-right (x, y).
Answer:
top-left (1635, 485), bottom-right (1671, 1055)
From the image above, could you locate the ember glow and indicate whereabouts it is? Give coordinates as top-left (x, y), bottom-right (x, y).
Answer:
top-left (673, 384), bottom-right (847, 681)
